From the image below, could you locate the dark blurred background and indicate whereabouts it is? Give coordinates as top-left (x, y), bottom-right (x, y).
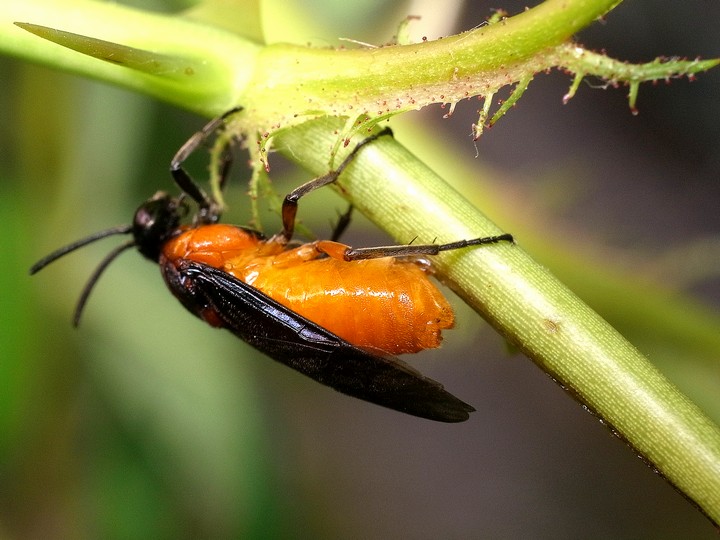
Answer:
top-left (1, 0), bottom-right (718, 538)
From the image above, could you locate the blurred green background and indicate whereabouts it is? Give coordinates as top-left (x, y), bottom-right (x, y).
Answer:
top-left (1, 1), bottom-right (719, 538)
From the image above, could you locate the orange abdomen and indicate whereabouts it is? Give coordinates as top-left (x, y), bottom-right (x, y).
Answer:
top-left (162, 224), bottom-right (455, 354)
top-left (249, 257), bottom-right (454, 354)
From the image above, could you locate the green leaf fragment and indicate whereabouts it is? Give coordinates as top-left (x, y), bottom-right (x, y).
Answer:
top-left (395, 16), bottom-right (420, 46)
top-left (489, 75), bottom-right (533, 127)
top-left (14, 22), bottom-right (204, 80)
top-left (628, 81), bottom-right (640, 115)
top-left (472, 91), bottom-right (495, 140)
top-left (563, 71), bottom-right (584, 104)
top-left (555, 44), bottom-right (720, 113)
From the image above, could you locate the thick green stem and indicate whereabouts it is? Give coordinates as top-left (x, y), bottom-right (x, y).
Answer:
top-left (273, 118), bottom-right (720, 525)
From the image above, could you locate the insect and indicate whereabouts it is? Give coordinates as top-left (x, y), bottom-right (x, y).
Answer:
top-left (30, 108), bottom-right (513, 422)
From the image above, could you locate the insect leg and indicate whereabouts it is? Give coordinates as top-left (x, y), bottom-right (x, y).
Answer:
top-left (330, 205), bottom-right (354, 242)
top-left (277, 127), bottom-right (394, 243)
top-left (217, 143), bottom-right (235, 193)
top-left (313, 233), bottom-right (514, 261)
top-left (170, 106), bottom-right (243, 218)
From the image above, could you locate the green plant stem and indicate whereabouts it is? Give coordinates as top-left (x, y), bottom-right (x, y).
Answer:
top-left (273, 118), bottom-right (720, 525)
top-left (240, 0), bottom-right (623, 126)
top-left (1, 0), bottom-right (623, 122)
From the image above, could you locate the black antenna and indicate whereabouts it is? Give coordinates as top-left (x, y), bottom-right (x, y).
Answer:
top-left (29, 224), bottom-right (134, 326)
top-left (30, 225), bottom-right (133, 274)
top-left (71, 239), bottom-right (135, 326)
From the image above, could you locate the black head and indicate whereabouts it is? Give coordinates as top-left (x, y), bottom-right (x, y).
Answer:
top-left (30, 191), bottom-right (186, 326)
top-left (132, 191), bottom-right (185, 262)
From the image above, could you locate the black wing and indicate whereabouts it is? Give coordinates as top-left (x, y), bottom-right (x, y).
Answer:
top-left (162, 260), bottom-right (474, 423)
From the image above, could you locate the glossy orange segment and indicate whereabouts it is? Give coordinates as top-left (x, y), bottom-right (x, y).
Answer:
top-left (162, 224), bottom-right (455, 354)
top-left (163, 223), bottom-right (271, 268)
